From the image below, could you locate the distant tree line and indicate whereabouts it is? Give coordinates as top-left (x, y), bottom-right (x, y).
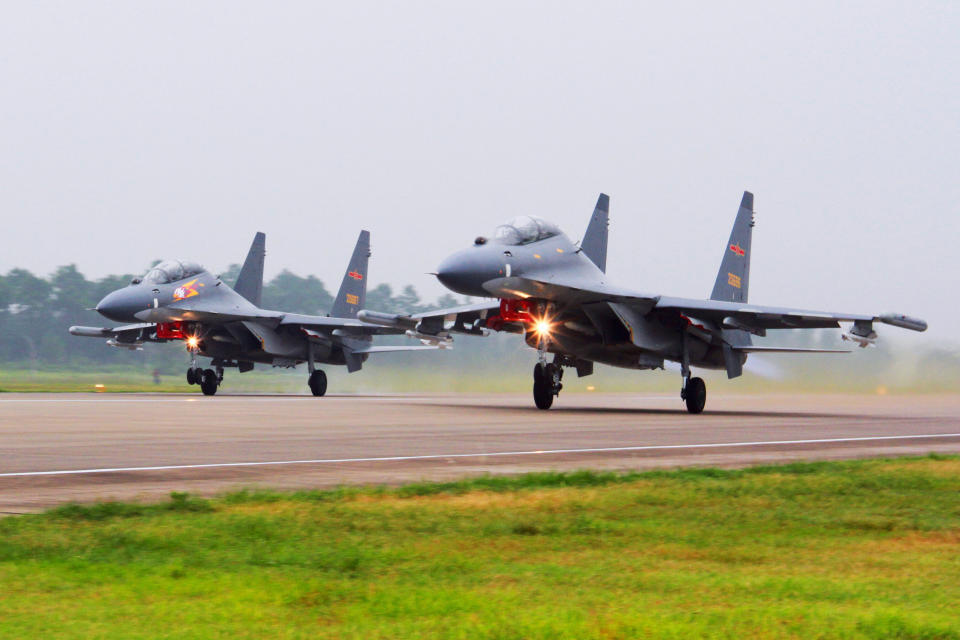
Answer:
top-left (3, 264), bottom-right (954, 387)
top-left (0, 264), bottom-right (464, 368)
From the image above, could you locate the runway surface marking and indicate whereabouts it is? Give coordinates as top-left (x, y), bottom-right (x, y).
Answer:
top-left (4, 432), bottom-right (959, 478)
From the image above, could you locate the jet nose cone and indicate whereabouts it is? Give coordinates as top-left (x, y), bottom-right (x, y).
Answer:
top-left (436, 249), bottom-right (493, 297)
top-left (96, 289), bottom-right (139, 322)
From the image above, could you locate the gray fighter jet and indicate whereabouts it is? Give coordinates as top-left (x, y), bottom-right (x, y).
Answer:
top-left (359, 192), bottom-right (927, 413)
top-left (70, 231), bottom-right (435, 396)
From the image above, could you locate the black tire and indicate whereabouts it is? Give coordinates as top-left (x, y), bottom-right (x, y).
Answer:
top-left (684, 377), bottom-right (706, 414)
top-left (533, 362), bottom-right (556, 409)
top-left (533, 379), bottom-right (553, 410)
top-left (533, 363), bottom-right (547, 383)
top-left (308, 370), bottom-right (328, 397)
top-left (186, 368), bottom-right (196, 385)
top-left (200, 369), bottom-right (219, 396)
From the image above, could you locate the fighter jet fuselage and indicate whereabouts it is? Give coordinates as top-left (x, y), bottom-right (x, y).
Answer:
top-left (71, 232), bottom-right (433, 395)
top-left (407, 193), bottom-right (927, 412)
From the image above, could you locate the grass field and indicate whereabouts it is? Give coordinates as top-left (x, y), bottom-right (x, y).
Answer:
top-left (2, 457), bottom-right (959, 638)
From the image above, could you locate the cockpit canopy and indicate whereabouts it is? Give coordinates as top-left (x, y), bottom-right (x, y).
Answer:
top-left (493, 216), bottom-right (562, 246)
top-left (142, 260), bottom-right (206, 285)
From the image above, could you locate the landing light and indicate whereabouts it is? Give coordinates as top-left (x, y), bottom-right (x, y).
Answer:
top-left (185, 336), bottom-right (200, 350)
top-left (533, 318), bottom-right (552, 337)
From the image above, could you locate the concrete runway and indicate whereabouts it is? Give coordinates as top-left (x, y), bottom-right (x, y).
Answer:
top-left (1, 392), bottom-right (959, 512)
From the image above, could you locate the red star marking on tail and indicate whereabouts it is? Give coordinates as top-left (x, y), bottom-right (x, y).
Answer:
top-left (729, 244), bottom-right (746, 257)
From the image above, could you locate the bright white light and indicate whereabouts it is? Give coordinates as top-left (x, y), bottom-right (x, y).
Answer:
top-left (534, 319), bottom-right (552, 336)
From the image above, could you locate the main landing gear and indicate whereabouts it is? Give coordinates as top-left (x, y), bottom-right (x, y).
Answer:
top-left (186, 366), bottom-right (222, 396)
top-left (681, 375), bottom-right (706, 414)
top-left (308, 370), bottom-right (327, 397)
top-left (306, 347), bottom-right (327, 396)
top-left (679, 332), bottom-right (706, 413)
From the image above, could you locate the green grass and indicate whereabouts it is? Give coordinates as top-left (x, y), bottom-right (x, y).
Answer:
top-left (2, 457), bottom-right (960, 638)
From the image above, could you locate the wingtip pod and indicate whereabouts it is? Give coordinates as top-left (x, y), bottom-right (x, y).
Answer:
top-left (879, 314), bottom-right (927, 332)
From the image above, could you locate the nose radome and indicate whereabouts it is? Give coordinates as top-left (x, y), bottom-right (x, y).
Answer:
top-left (96, 289), bottom-right (138, 322)
top-left (436, 249), bottom-right (489, 297)
top-left (436, 254), bottom-right (469, 293)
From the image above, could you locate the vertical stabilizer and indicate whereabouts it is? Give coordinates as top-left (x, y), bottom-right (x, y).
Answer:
top-left (234, 232), bottom-right (266, 307)
top-left (712, 191), bottom-right (755, 371)
top-left (710, 191), bottom-right (753, 303)
top-left (580, 193), bottom-right (609, 272)
top-left (331, 230), bottom-right (371, 319)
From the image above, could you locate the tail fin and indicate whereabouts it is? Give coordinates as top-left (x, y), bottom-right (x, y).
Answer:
top-left (234, 232), bottom-right (266, 307)
top-left (331, 230), bottom-right (371, 319)
top-left (580, 193), bottom-right (609, 272)
top-left (710, 191), bottom-right (754, 303)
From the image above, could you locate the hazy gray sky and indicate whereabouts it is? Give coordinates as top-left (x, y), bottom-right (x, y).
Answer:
top-left (1, 2), bottom-right (956, 342)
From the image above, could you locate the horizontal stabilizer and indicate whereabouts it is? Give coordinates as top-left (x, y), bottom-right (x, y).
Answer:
top-left (732, 346), bottom-right (850, 353)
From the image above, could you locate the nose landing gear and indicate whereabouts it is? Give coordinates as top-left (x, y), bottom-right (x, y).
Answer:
top-left (533, 362), bottom-right (563, 410)
top-left (184, 340), bottom-right (221, 395)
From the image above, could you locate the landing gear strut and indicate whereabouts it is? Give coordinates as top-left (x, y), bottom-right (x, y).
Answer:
top-left (679, 332), bottom-right (706, 413)
top-left (185, 344), bottom-right (205, 389)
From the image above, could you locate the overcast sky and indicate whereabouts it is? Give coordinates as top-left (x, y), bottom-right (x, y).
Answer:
top-left (1, 2), bottom-right (956, 342)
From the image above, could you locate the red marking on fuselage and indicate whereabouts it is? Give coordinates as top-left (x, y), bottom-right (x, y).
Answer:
top-left (486, 298), bottom-right (534, 331)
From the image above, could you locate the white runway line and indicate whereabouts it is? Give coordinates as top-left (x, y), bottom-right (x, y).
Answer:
top-left (2, 432), bottom-right (960, 478)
